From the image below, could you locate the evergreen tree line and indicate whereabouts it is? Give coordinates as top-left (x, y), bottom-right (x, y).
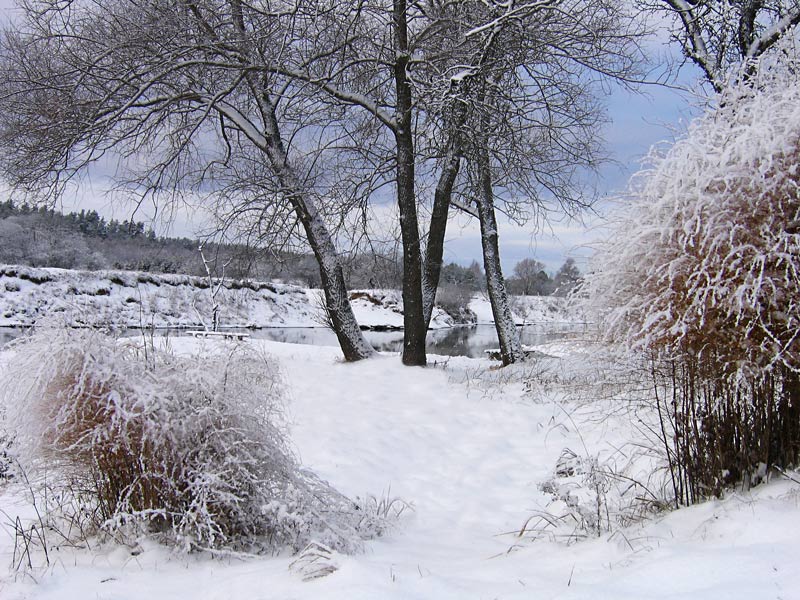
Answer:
top-left (0, 199), bottom-right (578, 296)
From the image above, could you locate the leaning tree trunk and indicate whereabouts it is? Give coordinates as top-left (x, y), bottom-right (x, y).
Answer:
top-left (422, 147), bottom-right (461, 330)
top-left (475, 155), bottom-right (524, 366)
top-left (255, 84), bottom-right (374, 362)
top-left (224, 1), bottom-right (374, 362)
top-left (290, 193), bottom-right (376, 361)
top-left (422, 94), bottom-right (469, 329)
top-left (394, 0), bottom-right (427, 366)
top-left (274, 170), bottom-right (374, 362)
top-left (272, 168), bottom-right (375, 364)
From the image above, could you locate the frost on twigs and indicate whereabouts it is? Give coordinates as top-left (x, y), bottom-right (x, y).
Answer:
top-left (517, 440), bottom-right (668, 549)
top-left (588, 48), bottom-right (800, 376)
top-left (587, 44), bottom-right (800, 502)
top-left (0, 327), bottom-right (381, 556)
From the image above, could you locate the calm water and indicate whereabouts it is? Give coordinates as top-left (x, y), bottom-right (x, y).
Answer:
top-left (0, 324), bottom-right (586, 358)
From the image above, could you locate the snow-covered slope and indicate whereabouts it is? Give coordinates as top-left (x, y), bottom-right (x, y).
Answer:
top-left (0, 264), bottom-right (316, 328)
top-left (0, 265), bottom-right (453, 329)
top-left (469, 293), bottom-right (584, 325)
top-left (347, 289), bottom-right (450, 330)
top-left (1, 338), bottom-right (797, 599)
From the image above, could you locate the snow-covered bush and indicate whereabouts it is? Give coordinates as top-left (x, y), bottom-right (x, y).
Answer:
top-left (1, 327), bottom-right (376, 554)
top-left (587, 48), bottom-right (800, 501)
top-left (591, 63), bottom-right (800, 370)
top-left (520, 442), bottom-right (670, 545)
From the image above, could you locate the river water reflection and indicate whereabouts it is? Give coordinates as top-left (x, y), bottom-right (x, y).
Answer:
top-left (0, 324), bottom-right (587, 358)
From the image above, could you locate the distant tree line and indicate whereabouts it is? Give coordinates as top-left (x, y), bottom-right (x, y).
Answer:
top-left (506, 258), bottom-right (582, 298)
top-left (0, 199), bottom-right (575, 295)
top-left (0, 200), bottom-right (392, 285)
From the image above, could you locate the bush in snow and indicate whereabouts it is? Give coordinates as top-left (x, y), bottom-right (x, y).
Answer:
top-left (587, 48), bottom-right (800, 503)
top-left (1, 327), bottom-right (378, 554)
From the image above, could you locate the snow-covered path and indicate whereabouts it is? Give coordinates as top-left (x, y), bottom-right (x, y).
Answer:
top-left (285, 345), bottom-right (561, 580)
top-left (2, 339), bottom-right (800, 599)
top-left (289, 348), bottom-right (549, 536)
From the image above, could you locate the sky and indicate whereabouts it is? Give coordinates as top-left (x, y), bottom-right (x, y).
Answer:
top-left (0, 0), bottom-right (701, 274)
top-left (444, 79), bottom-right (698, 272)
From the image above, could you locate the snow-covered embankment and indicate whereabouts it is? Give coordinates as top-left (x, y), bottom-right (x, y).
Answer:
top-left (0, 265), bottom-right (581, 330)
top-left (0, 265), bottom-right (462, 329)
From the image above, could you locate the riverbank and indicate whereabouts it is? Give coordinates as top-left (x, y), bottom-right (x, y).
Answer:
top-left (0, 264), bottom-right (580, 330)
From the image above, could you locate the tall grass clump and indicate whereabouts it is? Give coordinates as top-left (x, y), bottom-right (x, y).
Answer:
top-left (587, 46), bottom-right (800, 504)
top-left (1, 327), bottom-right (376, 554)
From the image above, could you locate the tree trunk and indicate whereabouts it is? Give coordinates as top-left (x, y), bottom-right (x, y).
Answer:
top-left (422, 143), bottom-right (461, 330)
top-left (256, 81), bottom-right (375, 361)
top-left (476, 155), bottom-right (524, 366)
top-left (422, 92), bottom-right (469, 329)
top-left (225, 1), bottom-right (374, 362)
top-left (290, 194), bottom-right (376, 362)
top-left (394, 0), bottom-right (427, 366)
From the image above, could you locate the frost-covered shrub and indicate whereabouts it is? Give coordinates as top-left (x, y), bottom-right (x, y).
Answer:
top-left (520, 438), bottom-right (670, 545)
top-left (1, 327), bottom-right (375, 553)
top-left (587, 49), bottom-right (800, 501)
top-left (0, 433), bottom-right (12, 480)
top-left (591, 69), bottom-right (800, 370)
top-left (650, 359), bottom-right (799, 503)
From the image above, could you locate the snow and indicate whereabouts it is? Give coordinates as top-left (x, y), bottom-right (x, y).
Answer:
top-left (0, 266), bottom-right (455, 330)
top-left (0, 265), bottom-right (578, 332)
top-left (1, 336), bottom-right (798, 599)
top-left (470, 293), bottom-right (583, 325)
top-left (345, 289), bottom-right (452, 330)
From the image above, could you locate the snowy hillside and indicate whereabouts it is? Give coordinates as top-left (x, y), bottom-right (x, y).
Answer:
top-left (0, 265), bottom-right (455, 330)
top-left (469, 292), bottom-right (585, 325)
top-left (0, 264), bottom-right (581, 331)
top-left (1, 337), bottom-right (797, 599)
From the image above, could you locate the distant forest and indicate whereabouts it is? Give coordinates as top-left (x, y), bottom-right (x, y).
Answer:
top-left (0, 200), bottom-right (578, 296)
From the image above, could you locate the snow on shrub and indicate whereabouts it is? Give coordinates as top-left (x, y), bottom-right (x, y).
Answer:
top-left (1, 327), bottom-right (376, 554)
top-left (589, 58), bottom-right (800, 372)
top-left (586, 47), bottom-right (800, 501)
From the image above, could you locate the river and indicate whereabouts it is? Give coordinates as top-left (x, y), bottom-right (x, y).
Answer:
top-left (0, 323), bottom-right (588, 358)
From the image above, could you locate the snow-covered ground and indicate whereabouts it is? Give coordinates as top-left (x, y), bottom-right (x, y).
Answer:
top-left (469, 293), bottom-right (586, 326)
top-left (1, 337), bottom-right (798, 599)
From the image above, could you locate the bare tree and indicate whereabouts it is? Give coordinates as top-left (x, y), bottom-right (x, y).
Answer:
top-left (224, 1), bottom-right (425, 364)
top-left (512, 258), bottom-right (551, 296)
top-left (422, 0), bottom-right (644, 364)
top-left (276, 0), bottom-right (643, 366)
top-left (0, 0), bottom-right (375, 361)
top-left (553, 257), bottom-right (581, 297)
top-left (649, 0), bottom-right (800, 92)
top-left (196, 243), bottom-right (231, 332)
top-left (0, 0), bottom-right (641, 367)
